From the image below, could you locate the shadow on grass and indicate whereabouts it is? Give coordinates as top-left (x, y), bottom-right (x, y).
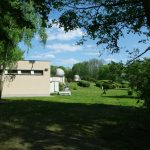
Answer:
top-left (0, 99), bottom-right (150, 150)
top-left (104, 95), bottom-right (137, 99)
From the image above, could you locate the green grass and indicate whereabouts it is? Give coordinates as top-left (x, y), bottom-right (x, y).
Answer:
top-left (0, 83), bottom-right (150, 150)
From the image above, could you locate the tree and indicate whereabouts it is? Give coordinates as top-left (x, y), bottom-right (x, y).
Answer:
top-left (52, 0), bottom-right (150, 58)
top-left (72, 62), bottom-right (89, 80)
top-left (126, 59), bottom-right (150, 107)
top-left (98, 61), bottom-right (124, 82)
top-left (0, 45), bottom-right (23, 99)
top-left (0, 0), bottom-right (51, 99)
top-left (72, 59), bottom-right (103, 81)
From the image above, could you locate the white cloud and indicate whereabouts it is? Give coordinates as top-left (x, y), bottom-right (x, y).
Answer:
top-left (30, 52), bottom-right (55, 60)
top-left (104, 58), bottom-right (118, 63)
top-left (86, 45), bottom-right (95, 48)
top-left (59, 58), bottom-right (80, 65)
top-left (84, 52), bottom-right (100, 56)
top-left (46, 43), bottom-right (81, 53)
top-left (47, 27), bottom-right (83, 41)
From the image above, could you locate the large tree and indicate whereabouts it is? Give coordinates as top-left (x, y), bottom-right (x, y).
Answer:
top-left (126, 58), bottom-right (150, 107)
top-left (52, 0), bottom-right (150, 58)
top-left (0, 0), bottom-right (51, 99)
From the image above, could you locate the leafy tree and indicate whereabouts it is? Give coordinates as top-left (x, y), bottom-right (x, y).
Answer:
top-left (108, 62), bottom-right (124, 82)
top-left (53, 0), bottom-right (150, 58)
top-left (50, 65), bottom-right (57, 77)
top-left (126, 58), bottom-right (150, 107)
top-left (72, 59), bottom-right (103, 81)
top-left (87, 59), bottom-right (103, 80)
top-left (98, 65), bottom-right (110, 80)
top-left (0, 45), bottom-right (23, 99)
top-left (0, 0), bottom-right (51, 99)
top-left (72, 62), bottom-right (88, 80)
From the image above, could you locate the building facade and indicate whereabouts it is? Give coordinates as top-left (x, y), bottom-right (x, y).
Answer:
top-left (2, 60), bottom-right (50, 97)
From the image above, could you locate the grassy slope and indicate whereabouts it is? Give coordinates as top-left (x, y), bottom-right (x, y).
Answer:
top-left (0, 83), bottom-right (149, 150)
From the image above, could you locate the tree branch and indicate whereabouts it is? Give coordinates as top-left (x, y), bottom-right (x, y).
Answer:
top-left (64, 0), bottom-right (142, 10)
top-left (127, 46), bottom-right (150, 64)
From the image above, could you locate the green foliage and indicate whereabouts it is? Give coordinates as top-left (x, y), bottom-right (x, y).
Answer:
top-left (0, 0), bottom-right (52, 69)
top-left (98, 62), bottom-right (125, 83)
top-left (95, 80), bottom-right (115, 89)
top-left (50, 65), bottom-right (57, 76)
top-left (72, 59), bottom-right (103, 81)
top-left (53, 0), bottom-right (150, 54)
top-left (59, 83), bottom-right (64, 91)
top-left (121, 81), bottom-right (130, 88)
top-left (77, 80), bottom-right (90, 87)
top-left (71, 85), bottom-right (77, 90)
top-left (126, 58), bottom-right (150, 107)
top-left (128, 89), bottom-right (133, 96)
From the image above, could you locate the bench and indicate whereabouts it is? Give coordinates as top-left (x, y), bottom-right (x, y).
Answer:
top-left (59, 91), bottom-right (71, 96)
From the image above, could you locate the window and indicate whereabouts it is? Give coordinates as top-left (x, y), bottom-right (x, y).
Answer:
top-left (7, 70), bottom-right (18, 75)
top-left (21, 70), bottom-right (31, 75)
top-left (34, 70), bottom-right (43, 75)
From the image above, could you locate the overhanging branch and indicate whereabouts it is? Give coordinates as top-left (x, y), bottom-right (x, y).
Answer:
top-left (127, 46), bottom-right (150, 65)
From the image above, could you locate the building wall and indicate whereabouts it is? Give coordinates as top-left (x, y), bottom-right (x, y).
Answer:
top-left (2, 60), bottom-right (50, 97)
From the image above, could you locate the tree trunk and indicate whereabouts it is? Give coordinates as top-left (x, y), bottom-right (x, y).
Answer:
top-left (143, 0), bottom-right (150, 27)
top-left (0, 67), bottom-right (5, 100)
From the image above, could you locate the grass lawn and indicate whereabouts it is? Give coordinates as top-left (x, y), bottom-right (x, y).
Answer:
top-left (0, 83), bottom-right (150, 150)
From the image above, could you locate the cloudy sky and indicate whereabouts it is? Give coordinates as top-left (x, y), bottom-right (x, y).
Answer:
top-left (19, 24), bottom-right (150, 68)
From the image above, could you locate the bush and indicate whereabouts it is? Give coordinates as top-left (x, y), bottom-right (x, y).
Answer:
top-left (121, 81), bottom-right (130, 88)
top-left (128, 89), bottom-right (133, 96)
top-left (59, 83), bottom-right (64, 91)
top-left (113, 83), bottom-right (122, 88)
top-left (95, 80), bottom-right (102, 88)
top-left (70, 85), bottom-right (77, 90)
top-left (95, 80), bottom-right (115, 89)
top-left (72, 86), bottom-right (77, 90)
top-left (77, 80), bottom-right (90, 87)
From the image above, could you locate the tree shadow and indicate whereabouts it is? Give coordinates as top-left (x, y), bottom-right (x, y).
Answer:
top-left (0, 99), bottom-right (150, 150)
top-left (104, 95), bottom-right (137, 99)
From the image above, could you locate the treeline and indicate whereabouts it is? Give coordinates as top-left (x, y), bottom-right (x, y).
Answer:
top-left (51, 58), bottom-right (150, 107)
top-left (51, 59), bottom-right (125, 84)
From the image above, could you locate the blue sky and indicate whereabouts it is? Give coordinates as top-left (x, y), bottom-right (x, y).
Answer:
top-left (19, 24), bottom-right (150, 68)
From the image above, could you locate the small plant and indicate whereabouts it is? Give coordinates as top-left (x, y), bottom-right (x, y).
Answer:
top-left (77, 80), bottom-right (90, 87)
top-left (72, 86), bottom-right (77, 90)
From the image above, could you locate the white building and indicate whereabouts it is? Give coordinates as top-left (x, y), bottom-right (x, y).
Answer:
top-left (2, 60), bottom-right (50, 97)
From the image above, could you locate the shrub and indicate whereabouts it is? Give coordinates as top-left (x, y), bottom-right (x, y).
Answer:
top-left (59, 83), bottom-right (64, 91)
top-left (77, 80), bottom-right (90, 87)
top-left (121, 81), bottom-right (130, 88)
top-left (128, 89), bottom-right (133, 96)
top-left (72, 86), bottom-right (77, 90)
top-left (95, 80), bottom-right (115, 89)
top-left (95, 80), bottom-right (102, 88)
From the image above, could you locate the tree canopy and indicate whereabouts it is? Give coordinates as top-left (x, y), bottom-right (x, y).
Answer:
top-left (0, 0), bottom-right (150, 58)
top-left (52, 0), bottom-right (150, 58)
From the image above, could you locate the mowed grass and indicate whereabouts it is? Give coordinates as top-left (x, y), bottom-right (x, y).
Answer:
top-left (0, 83), bottom-right (150, 150)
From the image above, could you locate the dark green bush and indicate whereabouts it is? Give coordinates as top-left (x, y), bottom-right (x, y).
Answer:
top-left (95, 80), bottom-right (114, 89)
top-left (128, 90), bottom-right (133, 96)
top-left (95, 80), bottom-right (102, 87)
top-left (77, 80), bottom-right (90, 87)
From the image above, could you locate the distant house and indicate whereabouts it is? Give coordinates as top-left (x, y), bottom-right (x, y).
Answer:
top-left (2, 60), bottom-right (50, 97)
